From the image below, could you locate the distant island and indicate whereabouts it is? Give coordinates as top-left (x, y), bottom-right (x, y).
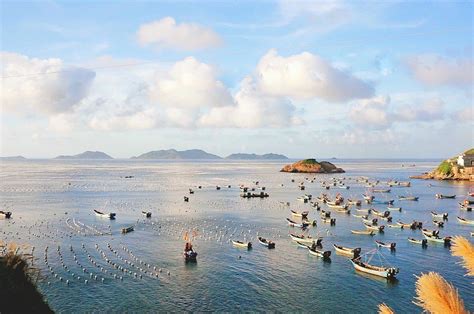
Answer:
top-left (54, 151), bottom-right (113, 160)
top-left (411, 148), bottom-right (473, 181)
top-left (225, 153), bottom-right (288, 160)
top-left (281, 159), bottom-right (345, 173)
top-left (132, 149), bottom-right (222, 160)
top-left (0, 156), bottom-right (27, 160)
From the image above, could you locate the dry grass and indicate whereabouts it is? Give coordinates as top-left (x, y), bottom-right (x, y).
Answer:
top-left (414, 272), bottom-right (467, 314)
top-left (451, 236), bottom-right (474, 276)
top-left (378, 303), bottom-right (395, 314)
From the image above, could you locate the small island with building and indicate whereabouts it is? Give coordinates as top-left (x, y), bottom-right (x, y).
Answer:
top-left (412, 148), bottom-right (474, 181)
top-left (280, 159), bottom-right (345, 173)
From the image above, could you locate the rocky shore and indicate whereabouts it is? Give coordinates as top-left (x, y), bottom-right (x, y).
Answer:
top-left (280, 159), bottom-right (345, 173)
top-left (411, 149), bottom-right (474, 181)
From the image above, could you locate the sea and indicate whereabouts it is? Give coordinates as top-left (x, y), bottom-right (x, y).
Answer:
top-left (1, 159), bottom-right (473, 313)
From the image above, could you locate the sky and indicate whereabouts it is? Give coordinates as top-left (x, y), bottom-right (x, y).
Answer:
top-left (0, 0), bottom-right (473, 158)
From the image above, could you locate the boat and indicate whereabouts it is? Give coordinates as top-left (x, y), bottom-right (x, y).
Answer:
top-left (375, 240), bottom-right (396, 250)
top-left (379, 216), bottom-right (393, 222)
top-left (321, 217), bottom-right (336, 225)
top-left (0, 210), bottom-right (12, 219)
top-left (353, 214), bottom-right (368, 219)
top-left (408, 238), bottom-right (428, 246)
top-left (348, 199), bottom-right (362, 206)
top-left (297, 196), bottom-right (309, 203)
top-left (423, 233), bottom-right (451, 244)
top-left (372, 209), bottom-right (390, 218)
top-left (373, 189), bottom-right (391, 193)
top-left (327, 203), bottom-right (348, 210)
top-left (307, 245), bottom-right (331, 258)
top-left (289, 233), bottom-right (321, 245)
top-left (286, 218), bottom-right (312, 228)
top-left (432, 220), bottom-right (444, 228)
top-left (142, 211), bottom-right (152, 218)
top-left (362, 194), bottom-right (374, 202)
top-left (290, 210), bottom-right (309, 218)
top-left (457, 217), bottom-right (474, 225)
top-left (258, 237), bottom-right (275, 249)
top-left (351, 230), bottom-right (375, 235)
top-left (398, 196), bottom-right (419, 201)
top-left (364, 223), bottom-right (384, 232)
top-left (121, 226), bottom-right (134, 234)
top-left (387, 206), bottom-right (402, 212)
top-left (338, 185), bottom-right (350, 189)
top-left (431, 211), bottom-right (448, 220)
top-left (422, 228), bottom-right (440, 237)
top-left (333, 244), bottom-right (361, 258)
top-left (459, 203), bottom-right (473, 211)
top-left (362, 218), bottom-right (378, 225)
top-left (350, 257), bottom-right (399, 279)
top-left (184, 242), bottom-right (198, 261)
top-left (356, 208), bottom-right (371, 214)
top-left (372, 199), bottom-right (395, 205)
top-left (397, 221), bottom-right (412, 228)
top-left (435, 194), bottom-right (456, 199)
top-left (232, 240), bottom-right (252, 249)
top-left (398, 181), bottom-right (411, 187)
top-left (94, 209), bottom-right (116, 219)
top-left (321, 210), bottom-right (331, 218)
top-left (302, 219), bottom-right (317, 227)
top-left (387, 224), bottom-right (403, 229)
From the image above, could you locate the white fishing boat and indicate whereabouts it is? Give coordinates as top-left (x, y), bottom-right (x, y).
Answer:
top-left (327, 203), bottom-right (348, 210)
top-left (289, 233), bottom-right (321, 245)
top-left (94, 209), bottom-right (116, 219)
top-left (353, 214), bottom-right (368, 219)
top-left (0, 210), bottom-right (12, 219)
top-left (290, 210), bottom-right (309, 218)
top-left (457, 216), bottom-right (474, 225)
top-left (387, 206), bottom-right (401, 212)
top-left (398, 196), bottom-right (419, 201)
top-left (307, 246), bottom-right (331, 258)
top-left (375, 240), bottom-right (395, 250)
top-left (121, 226), bottom-right (134, 234)
top-left (431, 211), bottom-right (448, 220)
top-left (142, 211), bottom-right (152, 218)
top-left (373, 189), bottom-right (391, 193)
top-left (365, 223), bottom-right (384, 232)
top-left (351, 230), bottom-right (375, 236)
top-left (387, 224), bottom-right (403, 229)
top-left (423, 233), bottom-right (451, 244)
top-left (408, 237), bottom-right (428, 246)
top-left (333, 244), bottom-right (361, 258)
top-left (232, 240), bottom-right (252, 249)
top-left (350, 257), bottom-right (399, 279)
top-left (356, 208), bottom-right (371, 214)
top-left (258, 237), bottom-right (275, 249)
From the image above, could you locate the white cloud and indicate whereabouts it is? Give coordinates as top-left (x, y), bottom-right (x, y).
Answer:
top-left (1, 52), bottom-right (95, 114)
top-left (452, 106), bottom-right (473, 123)
top-left (255, 49), bottom-right (374, 102)
top-left (405, 54), bottom-right (473, 88)
top-left (394, 98), bottom-right (445, 122)
top-left (349, 96), bottom-right (391, 129)
top-left (137, 17), bottom-right (222, 51)
top-left (150, 57), bottom-right (233, 108)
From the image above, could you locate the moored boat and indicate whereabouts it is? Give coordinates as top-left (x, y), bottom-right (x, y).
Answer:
top-left (321, 217), bottom-right (336, 225)
top-left (387, 206), bottom-right (401, 212)
top-left (142, 211), bottom-right (152, 218)
top-left (121, 226), bottom-right (134, 234)
top-left (289, 233), bottom-right (321, 245)
top-left (333, 244), bottom-right (361, 258)
top-left (351, 230), bottom-right (375, 236)
top-left (423, 233), bottom-right (451, 245)
top-left (350, 257), bottom-right (399, 279)
top-left (94, 209), bottom-right (116, 219)
top-left (372, 209), bottom-right (390, 218)
top-left (373, 189), bottom-right (391, 193)
top-left (457, 216), bottom-right (474, 225)
top-left (431, 211), bottom-right (448, 220)
top-left (387, 224), bottom-right (403, 229)
top-left (348, 199), bottom-right (362, 206)
top-left (375, 240), bottom-right (395, 250)
top-left (408, 237), bottom-right (428, 246)
top-left (184, 242), bottom-right (198, 261)
top-left (290, 210), bottom-right (309, 218)
top-left (398, 196), bottom-right (419, 201)
top-left (258, 237), bottom-right (276, 249)
top-left (365, 223), bottom-right (384, 232)
top-left (422, 228), bottom-right (439, 237)
top-left (307, 245), bottom-right (331, 258)
top-left (432, 220), bottom-right (444, 228)
top-left (232, 240), bottom-right (252, 249)
top-left (0, 210), bottom-right (12, 219)
top-left (435, 194), bottom-right (456, 199)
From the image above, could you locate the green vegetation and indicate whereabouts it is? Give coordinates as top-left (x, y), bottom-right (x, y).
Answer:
top-left (301, 159), bottom-right (319, 164)
top-left (0, 243), bottom-right (53, 313)
top-left (436, 160), bottom-right (453, 176)
top-left (464, 148), bottom-right (474, 155)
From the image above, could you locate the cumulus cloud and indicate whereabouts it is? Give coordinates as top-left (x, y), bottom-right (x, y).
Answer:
top-left (349, 96), bottom-right (391, 129)
top-left (405, 54), bottom-right (473, 88)
top-left (394, 98), bottom-right (445, 122)
top-left (255, 49), bottom-right (374, 102)
top-left (150, 57), bottom-right (233, 108)
top-left (452, 106), bottom-right (473, 123)
top-left (137, 17), bottom-right (222, 51)
top-left (1, 52), bottom-right (95, 114)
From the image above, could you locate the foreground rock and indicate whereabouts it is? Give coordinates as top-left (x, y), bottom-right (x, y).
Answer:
top-left (281, 159), bottom-right (344, 173)
top-left (411, 148), bottom-right (474, 181)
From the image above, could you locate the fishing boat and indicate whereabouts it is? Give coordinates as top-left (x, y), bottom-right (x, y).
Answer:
top-left (350, 257), bottom-right (399, 279)
top-left (397, 221), bottom-right (412, 228)
top-left (321, 210), bottom-right (331, 218)
top-left (435, 194), bottom-right (456, 199)
top-left (422, 228), bottom-right (439, 237)
top-left (338, 185), bottom-right (350, 189)
top-left (348, 199), bottom-right (362, 206)
top-left (372, 209), bottom-right (390, 218)
top-left (307, 245), bottom-right (331, 258)
top-left (387, 206), bottom-right (402, 212)
top-left (362, 218), bottom-right (378, 225)
top-left (398, 181), bottom-right (411, 187)
top-left (183, 242), bottom-right (198, 261)
top-left (289, 233), bottom-right (321, 245)
top-left (457, 217), bottom-right (474, 225)
top-left (423, 233), bottom-right (451, 245)
top-left (372, 199), bottom-right (395, 205)
top-left (232, 240), bottom-right (252, 249)
top-left (353, 214), bottom-right (368, 219)
top-left (364, 223), bottom-right (384, 232)
top-left (302, 219), bottom-right (317, 227)
top-left (121, 226), bottom-right (134, 234)
top-left (351, 230), bottom-right (375, 236)
top-left (373, 189), bottom-right (391, 193)
top-left (327, 203), bottom-right (348, 210)
top-left (408, 238), bottom-right (428, 246)
top-left (290, 210), bottom-right (309, 218)
top-left (398, 196), bottom-right (419, 201)
top-left (379, 216), bottom-right (393, 222)
top-left (459, 203), bottom-right (473, 211)
top-left (387, 224), bottom-right (403, 229)
top-left (321, 217), bottom-right (336, 225)
top-left (356, 208), bottom-right (371, 214)
top-left (0, 210), bottom-right (12, 219)
top-left (142, 211), bottom-right (152, 218)
top-left (286, 218), bottom-right (312, 228)
top-left (297, 196), bottom-right (309, 203)
top-left (432, 220), bottom-right (444, 228)
top-left (431, 211), bottom-right (448, 220)
top-left (333, 244), bottom-right (361, 258)
top-left (375, 240), bottom-right (395, 250)
top-left (94, 209), bottom-right (116, 219)
top-left (362, 194), bottom-right (374, 202)
top-left (258, 237), bottom-right (275, 249)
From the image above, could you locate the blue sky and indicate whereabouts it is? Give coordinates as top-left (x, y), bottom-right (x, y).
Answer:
top-left (1, 0), bottom-right (473, 158)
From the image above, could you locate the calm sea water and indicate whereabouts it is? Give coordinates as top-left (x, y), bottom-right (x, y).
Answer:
top-left (1, 159), bottom-right (473, 313)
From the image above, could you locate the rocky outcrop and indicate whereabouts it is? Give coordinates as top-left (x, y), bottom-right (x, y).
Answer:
top-left (280, 159), bottom-right (344, 173)
top-left (411, 150), bottom-right (474, 181)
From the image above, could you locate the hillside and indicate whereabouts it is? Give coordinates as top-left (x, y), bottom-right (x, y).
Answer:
top-left (132, 149), bottom-right (222, 160)
top-left (54, 151), bottom-right (113, 159)
top-left (225, 153), bottom-right (288, 160)
top-left (411, 148), bottom-right (473, 181)
top-left (280, 159), bottom-right (344, 173)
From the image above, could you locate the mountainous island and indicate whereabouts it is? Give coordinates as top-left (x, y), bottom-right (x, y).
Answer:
top-left (225, 153), bottom-right (288, 160)
top-left (131, 149), bottom-right (222, 160)
top-left (411, 148), bottom-right (474, 181)
top-left (54, 151), bottom-right (113, 160)
top-left (280, 159), bottom-right (345, 173)
top-left (0, 156), bottom-right (27, 160)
